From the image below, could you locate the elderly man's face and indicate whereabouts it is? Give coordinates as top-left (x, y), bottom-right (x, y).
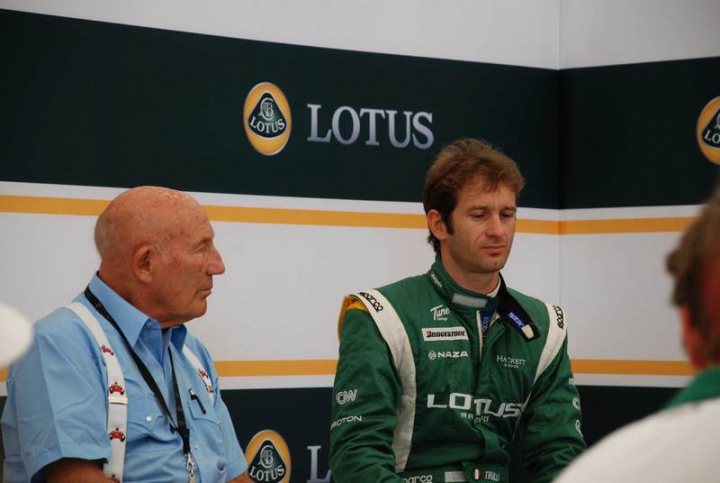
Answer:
top-left (151, 206), bottom-right (225, 327)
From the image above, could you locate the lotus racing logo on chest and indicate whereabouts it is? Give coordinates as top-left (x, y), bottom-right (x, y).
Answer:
top-left (244, 429), bottom-right (292, 483)
top-left (427, 393), bottom-right (523, 424)
top-left (243, 82), bottom-right (292, 156)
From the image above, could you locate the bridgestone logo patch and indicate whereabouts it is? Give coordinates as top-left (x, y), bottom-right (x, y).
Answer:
top-left (422, 327), bottom-right (468, 341)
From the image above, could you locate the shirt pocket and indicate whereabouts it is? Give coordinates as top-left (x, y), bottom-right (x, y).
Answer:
top-left (186, 386), bottom-right (221, 426)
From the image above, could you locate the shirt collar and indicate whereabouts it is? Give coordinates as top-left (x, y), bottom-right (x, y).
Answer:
top-left (87, 273), bottom-right (187, 350)
top-left (427, 256), bottom-right (500, 313)
top-left (666, 366), bottom-right (720, 409)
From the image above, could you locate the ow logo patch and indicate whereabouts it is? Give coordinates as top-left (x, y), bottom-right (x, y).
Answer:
top-left (335, 389), bottom-right (358, 405)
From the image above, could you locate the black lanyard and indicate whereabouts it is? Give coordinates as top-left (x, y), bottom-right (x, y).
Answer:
top-left (84, 287), bottom-right (191, 456)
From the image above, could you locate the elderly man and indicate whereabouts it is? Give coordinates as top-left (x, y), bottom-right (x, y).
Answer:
top-left (556, 187), bottom-right (720, 482)
top-left (2, 187), bottom-right (251, 482)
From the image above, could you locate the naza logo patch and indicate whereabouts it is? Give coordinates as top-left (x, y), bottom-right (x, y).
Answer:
top-left (244, 429), bottom-right (291, 483)
top-left (697, 96), bottom-right (720, 164)
top-left (243, 82), bottom-right (292, 156)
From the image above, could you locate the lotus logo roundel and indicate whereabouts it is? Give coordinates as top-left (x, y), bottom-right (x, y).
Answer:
top-left (697, 96), bottom-right (720, 164)
top-left (244, 429), bottom-right (291, 483)
top-left (243, 82), bottom-right (292, 156)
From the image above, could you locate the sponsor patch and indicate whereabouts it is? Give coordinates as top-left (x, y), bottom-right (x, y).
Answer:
top-left (402, 475), bottom-right (433, 483)
top-left (429, 271), bottom-right (443, 289)
top-left (553, 305), bottom-right (565, 329)
top-left (496, 354), bottom-right (526, 369)
top-left (335, 389), bottom-right (358, 405)
top-left (330, 415), bottom-right (362, 430)
top-left (429, 304), bottom-right (450, 321)
top-left (358, 291), bottom-right (383, 312)
top-left (422, 326), bottom-right (468, 341)
top-left (428, 350), bottom-right (469, 360)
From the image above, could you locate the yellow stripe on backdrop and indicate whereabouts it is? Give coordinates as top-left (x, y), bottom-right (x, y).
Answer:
top-left (0, 194), bottom-right (694, 234)
top-left (213, 359), bottom-right (695, 377)
top-left (0, 195), bottom-right (698, 383)
top-left (1, 359), bottom-right (694, 381)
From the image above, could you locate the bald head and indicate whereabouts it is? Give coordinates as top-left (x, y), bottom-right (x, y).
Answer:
top-left (95, 186), bottom-right (202, 264)
top-left (94, 187), bottom-right (224, 327)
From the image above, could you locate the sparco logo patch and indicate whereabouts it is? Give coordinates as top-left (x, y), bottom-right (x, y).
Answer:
top-left (243, 82), bottom-right (292, 156)
top-left (553, 305), bottom-right (565, 329)
top-left (697, 96), bottom-right (720, 164)
top-left (402, 475), bottom-right (433, 483)
top-left (245, 429), bottom-right (291, 483)
top-left (358, 292), bottom-right (383, 312)
top-left (422, 327), bottom-right (468, 341)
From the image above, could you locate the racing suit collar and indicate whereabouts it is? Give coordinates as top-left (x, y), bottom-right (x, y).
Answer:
top-left (427, 257), bottom-right (540, 341)
top-left (427, 257), bottom-right (500, 313)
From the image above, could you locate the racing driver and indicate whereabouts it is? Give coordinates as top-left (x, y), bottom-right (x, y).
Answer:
top-left (329, 138), bottom-right (585, 483)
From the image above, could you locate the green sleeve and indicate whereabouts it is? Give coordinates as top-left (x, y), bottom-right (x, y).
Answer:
top-left (520, 337), bottom-right (586, 483)
top-left (329, 306), bottom-right (403, 483)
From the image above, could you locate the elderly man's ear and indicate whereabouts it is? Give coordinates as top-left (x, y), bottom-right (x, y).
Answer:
top-left (133, 244), bottom-right (154, 284)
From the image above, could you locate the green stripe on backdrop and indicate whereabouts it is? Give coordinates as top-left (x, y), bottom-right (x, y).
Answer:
top-left (221, 385), bottom-right (680, 482)
top-left (560, 57), bottom-right (720, 209)
top-left (3, 11), bottom-right (719, 210)
top-left (0, 385), bottom-right (680, 482)
top-left (0, 9), bottom-right (559, 207)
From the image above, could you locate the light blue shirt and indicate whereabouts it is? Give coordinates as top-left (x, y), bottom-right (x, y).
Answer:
top-left (1, 274), bottom-right (247, 482)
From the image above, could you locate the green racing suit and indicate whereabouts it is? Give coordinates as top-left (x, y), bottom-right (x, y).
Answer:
top-left (329, 259), bottom-right (585, 483)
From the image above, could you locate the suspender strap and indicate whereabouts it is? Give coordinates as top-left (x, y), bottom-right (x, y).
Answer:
top-left (350, 290), bottom-right (417, 472)
top-left (66, 302), bottom-right (128, 482)
top-left (69, 293), bottom-right (214, 481)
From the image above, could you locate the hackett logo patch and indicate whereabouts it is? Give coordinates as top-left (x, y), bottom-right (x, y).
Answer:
top-left (422, 327), bottom-right (468, 341)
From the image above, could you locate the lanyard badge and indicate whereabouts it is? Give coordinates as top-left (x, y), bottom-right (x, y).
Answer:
top-left (186, 452), bottom-right (197, 483)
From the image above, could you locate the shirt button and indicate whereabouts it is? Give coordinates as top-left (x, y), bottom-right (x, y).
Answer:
top-left (217, 461), bottom-right (227, 471)
top-left (145, 416), bottom-right (152, 422)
